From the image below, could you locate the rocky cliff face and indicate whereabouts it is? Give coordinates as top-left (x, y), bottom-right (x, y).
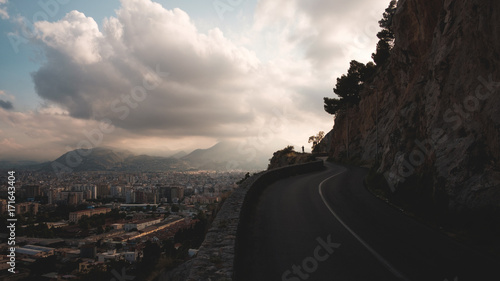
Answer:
top-left (328, 0), bottom-right (500, 213)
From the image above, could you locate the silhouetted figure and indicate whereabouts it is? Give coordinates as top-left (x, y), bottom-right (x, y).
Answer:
top-left (302, 146), bottom-right (304, 153)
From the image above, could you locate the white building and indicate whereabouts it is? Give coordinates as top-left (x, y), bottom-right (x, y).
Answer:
top-left (123, 251), bottom-right (138, 263)
top-left (97, 250), bottom-right (121, 262)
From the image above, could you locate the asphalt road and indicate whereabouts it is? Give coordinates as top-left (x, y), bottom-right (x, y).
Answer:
top-left (237, 162), bottom-right (500, 281)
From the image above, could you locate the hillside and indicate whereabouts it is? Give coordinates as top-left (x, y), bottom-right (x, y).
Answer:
top-left (42, 147), bottom-right (190, 173)
top-left (35, 141), bottom-right (276, 174)
top-left (181, 141), bottom-right (272, 171)
top-left (325, 0), bottom-right (500, 216)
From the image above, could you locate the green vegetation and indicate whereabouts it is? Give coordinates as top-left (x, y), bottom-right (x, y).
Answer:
top-left (372, 0), bottom-right (396, 66)
top-left (135, 209), bottom-right (218, 280)
top-left (25, 255), bottom-right (58, 278)
top-left (308, 131), bottom-right (325, 152)
top-left (324, 60), bottom-right (376, 115)
top-left (174, 212), bottom-right (208, 249)
top-left (324, 0), bottom-right (397, 115)
top-left (139, 240), bottom-right (163, 271)
top-left (79, 260), bottom-right (130, 281)
top-left (268, 146), bottom-right (317, 170)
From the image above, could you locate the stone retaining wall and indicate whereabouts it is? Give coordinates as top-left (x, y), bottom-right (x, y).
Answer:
top-left (166, 160), bottom-right (324, 281)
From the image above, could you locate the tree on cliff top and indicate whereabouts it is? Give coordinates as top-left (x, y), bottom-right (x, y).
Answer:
top-left (379, 0), bottom-right (397, 32)
top-left (324, 1), bottom-right (397, 115)
top-left (372, 0), bottom-right (397, 66)
top-left (324, 60), bottom-right (375, 115)
top-left (308, 131), bottom-right (325, 151)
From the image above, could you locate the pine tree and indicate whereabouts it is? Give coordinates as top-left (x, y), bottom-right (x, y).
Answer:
top-left (324, 60), bottom-right (371, 115)
top-left (372, 0), bottom-right (397, 66)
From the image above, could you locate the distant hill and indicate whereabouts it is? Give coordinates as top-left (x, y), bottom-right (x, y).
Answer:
top-left (29, 141), bottom-right (282, 174)
top-left (121, 154), bottom-right (190, 172)
top-left (169, 151), bottom-right (188, 159)
top-left (181, 141), bottom-right (278, 171)
top-left (39, 147), bottom-right (191, 173)
top-left (48, 147), bottom-right (132, 171)
top-left (7, 140), bottom-right (294, 174)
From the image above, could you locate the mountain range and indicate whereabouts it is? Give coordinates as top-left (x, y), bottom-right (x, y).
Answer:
top-left (1, 141), bottom-right (281, 173)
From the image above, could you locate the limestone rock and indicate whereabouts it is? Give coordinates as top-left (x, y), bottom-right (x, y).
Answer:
top-left (327, 0), bottom-right (500, 212)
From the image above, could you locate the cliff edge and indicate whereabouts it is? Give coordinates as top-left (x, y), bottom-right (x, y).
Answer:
top-left (327, 0), bottom-right (500, 214)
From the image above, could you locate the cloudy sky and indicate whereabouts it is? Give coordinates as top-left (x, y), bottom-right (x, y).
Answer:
top-left (0, 0), bottom-right (389, 161)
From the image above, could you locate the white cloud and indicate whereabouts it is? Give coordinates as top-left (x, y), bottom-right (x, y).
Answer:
top-left (253, 0), bottom-right (389, 69)
top-left (0, 0), bottom-right (8, 20)
top-left (3, 0), bottom-right (392, 161)
top-left (31, 0), bottom-right (288, 139)
top-left (0, 108), bottom-right (87, 161)
top-left (35, 11), bottom-right (103, 64)
top-left (0, 138), bottom-right (22, 150)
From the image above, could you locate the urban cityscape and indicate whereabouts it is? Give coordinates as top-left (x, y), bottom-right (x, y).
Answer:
top-left (0, 169), bottom-right (246, 280)
top-left (1, 0), bottom-right (499, 279)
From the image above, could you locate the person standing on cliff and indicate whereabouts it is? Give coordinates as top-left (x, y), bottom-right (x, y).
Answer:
top-left (302, 146), bottom-right (305, 153)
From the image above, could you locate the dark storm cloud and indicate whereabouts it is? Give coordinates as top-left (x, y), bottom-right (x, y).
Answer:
top-left (0, 99), bottom-right (13, 110)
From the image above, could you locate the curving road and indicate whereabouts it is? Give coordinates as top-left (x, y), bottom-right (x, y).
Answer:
top-left (236, 162), bottom-right (500, 281)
